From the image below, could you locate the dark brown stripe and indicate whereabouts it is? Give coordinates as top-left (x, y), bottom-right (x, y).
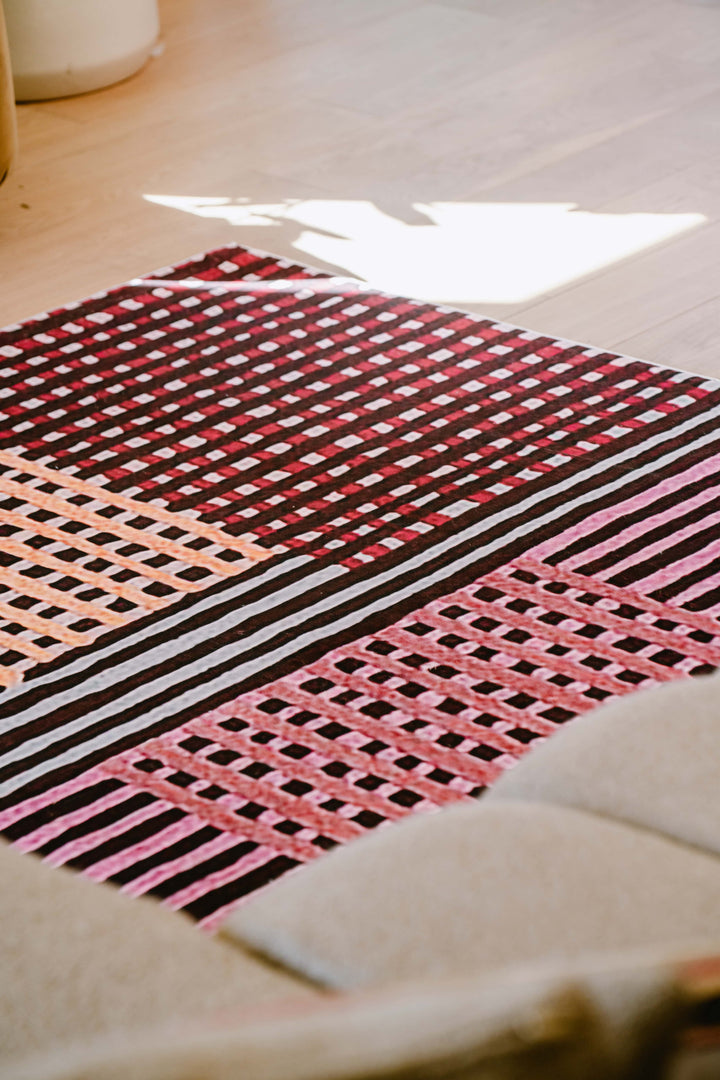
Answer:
top-left (181, 853), bottom-right (297, 919)
top-left (147, 837), bottom-right (259, 902)
top-left (606, 496), bottom-right (720, 587)
top-left (110, 823), bottom-right (220, 886)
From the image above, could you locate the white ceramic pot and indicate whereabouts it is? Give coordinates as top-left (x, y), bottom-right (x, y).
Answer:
top-left (0, 3), bottom-right (16, 180)
top-left (3, 0), bottom-right (160, 101)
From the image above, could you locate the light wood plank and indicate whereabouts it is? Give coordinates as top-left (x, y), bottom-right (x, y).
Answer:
top-left (505, 220), bottom-right (720, 347)
top-left (614, 297), bottom-right (720, 379)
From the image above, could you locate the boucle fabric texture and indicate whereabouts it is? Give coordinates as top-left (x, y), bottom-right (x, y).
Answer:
top-left (0, 841), bottom-right (316, 1065)
top-left (2, 244), bottom-right (720, 925)
top-left (1, 976), bottom-right (599, 1080)
top-left (3, 958), bottom-right (688, 1080)
top-left (488, 671), bottom-right (720, 855)
top-left (225, 799), bottom-right (720, 990)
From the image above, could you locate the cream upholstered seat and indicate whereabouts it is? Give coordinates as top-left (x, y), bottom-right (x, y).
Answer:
top-left (0, 841), bottom-right (317, 1065)
top-left (225, 674), bottom-right (720, 993)
top-left (225, 798), bottom-right (720, 992)
top-left (5, 949), bottom-right (691, 1080)
top-left (486, 674), bottom-right (720, 855)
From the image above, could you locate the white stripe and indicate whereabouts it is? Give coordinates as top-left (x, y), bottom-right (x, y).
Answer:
top-left (2, 401), bottom-right (720, 797)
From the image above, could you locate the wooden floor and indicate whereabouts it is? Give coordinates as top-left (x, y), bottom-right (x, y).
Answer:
top-left (1, 0), bottom-right (719, 376)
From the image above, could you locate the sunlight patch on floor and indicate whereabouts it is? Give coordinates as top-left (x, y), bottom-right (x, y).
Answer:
top-left (144, 194), bottom-right (705, 306)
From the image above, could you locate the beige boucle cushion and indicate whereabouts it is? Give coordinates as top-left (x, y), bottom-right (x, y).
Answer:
top-left (0, 842), bottom-right (317, 1065)
top-left (223, 801), bottom-right (720, 990)
top-left (487, 672), bottom-right (720, 855)
top-left (3, 958), bottom-right (689, 1080)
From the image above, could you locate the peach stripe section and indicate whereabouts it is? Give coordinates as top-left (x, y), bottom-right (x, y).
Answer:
top-left (0, 665), bottom-right (20, 688)
top-left (0, 566), bottom-right (128, 627)
top-left (0, 536), bottom-right (165, 611)
top-left (0, 451), bottom-right (271, 561)
top-left (0, 599), bottom-right (90, 646)
top-left (0, 475), bottom-right (245, 577)
top-left (0, 508), bottom-right (205, 591)
top-left (0, 628), bottom-right (50, 662)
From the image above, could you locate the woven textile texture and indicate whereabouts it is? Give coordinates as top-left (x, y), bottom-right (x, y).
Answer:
top-left (1, 244), bottom-right (719, 927)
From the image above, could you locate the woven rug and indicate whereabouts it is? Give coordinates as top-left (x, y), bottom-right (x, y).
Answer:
top-left (0, 244), bottom-right (719, 928)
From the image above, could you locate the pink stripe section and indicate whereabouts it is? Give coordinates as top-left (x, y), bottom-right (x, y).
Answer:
top-left (333, 649), bottom-right (560, 737)
top-left (275, 678), bottom-right (497, 786)
top-left (585, 493), bottom-right (720, 586)
top-left (312, 657), bottom-right (529, 751)
top-left (513, 558), bottom-right (720, 637)
top-left (479, 571), bottom-right (720, 668)
top-left (43, 799), bottom-right (164, 867)
top-left (122, 827), bottom-right (256, 899)
top-left (383, 625), bottom-right (594, 713)
top-left (325, 648), bottom-right (557, 743)
top-left (531, 455), bottom-right (720, 566)
top-left (166, 843), bottom-right (299, 914)
top-left (105, 758), bottom-right (321, 863)
top-left (421, 606), bottom-right (632, 696)
top-left (629, 537), bottom-right (720, 599)
top-left (142, 738), bottom-right (363, 843)
top-left (659, 575), bottom-right (720, 612)
top-left (198, 702), bottom-right (468, 807)
top-left (9, 784), bottom-right (133, 854)
top-left (0, 764), bottom-right (116, 830)
top-left (87, 811), bottom-right (203, 884)
top-left (450, 586), bottom-right (673, 682)
top-left (190, 717), bottom-right (410, 820)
